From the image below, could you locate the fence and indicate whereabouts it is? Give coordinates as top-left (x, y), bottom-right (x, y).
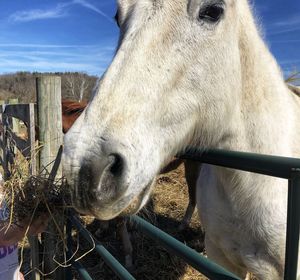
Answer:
top-left (66, 149), bottom-right (300, 280)
top-left (0, 76), bottom-right (64, 280)
top-left (0, 98), bottom-right (35, 180)
top-left (0, 98), bottom-right (41, 280)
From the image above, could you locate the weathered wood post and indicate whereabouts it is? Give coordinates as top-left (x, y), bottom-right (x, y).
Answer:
top-left (36, 76), bottom-right (65, 280)
top-left (27, 102), bottom-right (40, 280)
top-left (0, 102), bottom-right (6, 178)
top-left (0, 100), bottom-right (4, 160)
top-left (8, 98), bottom-right (19, 136)
top-left (7, 99), bottom-right (19, 161)
top-left (29, 103), bottom-right (37, 176)
top-left (0, 100), bottom-right (10, 180)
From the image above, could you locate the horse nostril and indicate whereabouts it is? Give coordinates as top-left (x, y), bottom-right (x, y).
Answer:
top-left (72, 151), bottom-right (129, 211)
top-left (109, 153), bottom-right (125, 177)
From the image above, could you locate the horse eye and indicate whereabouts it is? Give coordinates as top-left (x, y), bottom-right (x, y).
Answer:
top-left (199, 5), bottom-right (224, 23)
top-left (114, 10), bottom-right (120, 27)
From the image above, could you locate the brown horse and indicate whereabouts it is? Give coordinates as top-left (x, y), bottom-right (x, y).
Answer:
top-left (61, 99), bottom-right (87, 133)
top-left (9, 99), bottom-right (87, 140)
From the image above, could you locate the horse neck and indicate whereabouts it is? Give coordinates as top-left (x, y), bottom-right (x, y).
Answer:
top-left (223, 2), bottom-right (299, 157)
top-left (210, 3), bottom-right (300, 202)
top-left (238, 3), bottom-right (285, 105)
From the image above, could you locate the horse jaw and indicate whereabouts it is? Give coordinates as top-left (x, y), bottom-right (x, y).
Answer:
top-left (63, 0), bottom-right (241, 219)
top-left (63, 102), bottom-right (196, 220)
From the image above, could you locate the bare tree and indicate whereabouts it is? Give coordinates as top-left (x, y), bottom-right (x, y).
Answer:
top-left (0, 72), bottom-right (98, 103)
top-left (62, 72), bottom-right (97, 101)
top-left (79, 78), bottom-right (89, 102)
top-left (65, 75), bottom-right (76, 98)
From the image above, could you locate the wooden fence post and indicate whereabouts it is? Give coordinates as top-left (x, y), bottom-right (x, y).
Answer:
top-left (8, 99), bottom-right (19, 158)
top-left (0, 103), bottom-right (6, 177)
top-left (8, 98), bottom-right (19, 136)
top-left (36, 76), bottom-right (65, 280)
top-left (29, 103), bottom-right (37, 176)
top-left (0, 100), bottom-right (10, 180)
top-left (28, 102), bottom-right (40, 280)
top-left (0, 98), bottom-right (20, 177)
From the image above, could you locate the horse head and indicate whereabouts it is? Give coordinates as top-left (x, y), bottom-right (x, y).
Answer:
top-left (63, 0), bottom-right (248, 220)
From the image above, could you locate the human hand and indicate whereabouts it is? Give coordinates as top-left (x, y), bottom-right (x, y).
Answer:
top-left (0, 213), bottom-right (50, 246)
top-left (21, 213), bottom-right (50, 236)
top-left (19, 272), bottom-right (25, 280)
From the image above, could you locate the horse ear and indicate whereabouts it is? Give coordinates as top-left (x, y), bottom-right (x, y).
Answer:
top-left (117, 0), bottom-right (136, 25)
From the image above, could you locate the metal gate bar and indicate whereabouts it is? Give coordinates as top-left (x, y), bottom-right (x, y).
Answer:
top-left (66, 148), bottom-right (300, 280)
top-left (180, 148), bottom-right (300, 280)
top-left (66, 217), bottom-right (93, 280)
top-left (71, 259), bottom-right (93, 280)
top-left (69, 215), bottom-right (136, 280)
top-left (131, 215), bottom-right (240, 280)
top-left (285, 174), bottom-right (300, 279)
top-left (180, 149), bottom-right (300, 179)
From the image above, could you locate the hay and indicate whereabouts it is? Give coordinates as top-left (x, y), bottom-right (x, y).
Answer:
top-left (0, 145), bottom-right (70, 229)
top-left (0, 150), bottom-right (73, 278)
top-left (1, 169), bottom-right (69, 227)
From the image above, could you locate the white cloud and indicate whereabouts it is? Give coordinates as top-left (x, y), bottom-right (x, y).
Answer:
top-left (280, 59), bottom-right (300, 65)
top-left (0, 43), bottom-right (116, 75)
top-left (273, 16), bottom-right (300, 27)
top-left (0, 43), bottom-right (96, 48)
top-left (72, 0), bottom-right (114, 22)
top-left (269, 26), bottom-right (300, 36)
top-left (0, 57), bottom-right (105, 75)
top-left (9, 3), bottom-right (70, 22)
top-left (271, 39), bottom-right (300, 44)
top-left (269, 15), bottom-right (300, 35)
top-left (8, 0), bottom-right (113, 23)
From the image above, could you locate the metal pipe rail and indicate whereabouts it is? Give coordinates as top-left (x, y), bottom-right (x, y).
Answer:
top-left (131, 215), bottom-right (240, 280)
top-left (68, 215), bottom-right (136, 280)
top-left (179, 148), bottom-right (300, 280)
top-left (70, 258), bottom-right (93, 280)
top-left (66, 148), bottom-right (300, 280)
top-left (180, 148), bottom-right (300, 179)
top-left (66, 217), bottom-right (93, 280)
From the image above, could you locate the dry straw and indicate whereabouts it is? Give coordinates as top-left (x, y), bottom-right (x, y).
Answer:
top-left (1, 146), bottom-right (70, 229)
top-left (0, 146), bottom-right (74, 277)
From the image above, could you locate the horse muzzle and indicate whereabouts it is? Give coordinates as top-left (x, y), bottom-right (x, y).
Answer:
top-left (65, 149), bottom-right (134, 218)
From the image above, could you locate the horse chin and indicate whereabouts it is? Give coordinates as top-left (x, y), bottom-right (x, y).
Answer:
top-left (73, 181), bottom-right (154, 221)
top-left (120, 180), bottom-right (154, 216)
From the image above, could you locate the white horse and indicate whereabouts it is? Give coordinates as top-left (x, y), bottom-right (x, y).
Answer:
top-left (63, 0), bottom-right (300, 279)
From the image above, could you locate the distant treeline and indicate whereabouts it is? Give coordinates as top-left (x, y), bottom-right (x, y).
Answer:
top-left (0, 71), bottom-right (98, 103)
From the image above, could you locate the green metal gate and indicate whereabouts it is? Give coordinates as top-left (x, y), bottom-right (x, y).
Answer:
top-left (67, 148), bottom-right (300, 280)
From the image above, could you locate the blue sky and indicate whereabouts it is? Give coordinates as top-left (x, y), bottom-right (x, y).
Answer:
top-left (0, 0), bottom-right (299, 77)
